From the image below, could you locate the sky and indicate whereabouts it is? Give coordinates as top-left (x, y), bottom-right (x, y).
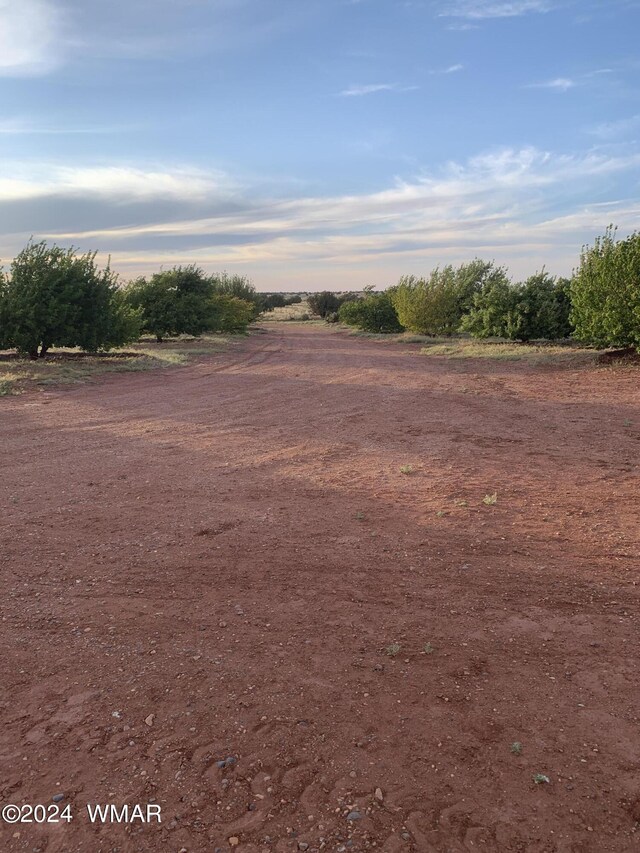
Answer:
top-left (0, 0), bottom-right (639, 291)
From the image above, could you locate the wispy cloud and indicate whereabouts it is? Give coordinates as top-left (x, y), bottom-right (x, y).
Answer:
top-left (1, 145), bottom-right (633, 285)
top-left (439, 0), bottom-right (553, 19)
top-left (0, 117), bottom-right (137, 135)
top-left (587, 114), bottom-right (640, 139)
top-left (0, 163), bottom-right (232, 203)
top-left (338, 82), bottom-right (416, 96)
top-left (526, 77), bottom-right (576, 92)
top-left (0, 0), bottom-right (64, 76)
top-left (430, 63), bottom-right (465, 74)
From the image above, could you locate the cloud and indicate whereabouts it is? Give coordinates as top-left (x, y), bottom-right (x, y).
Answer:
top-left (0, 117), bottom-right (137, 135)
top-left (339, 83), bottom-right (419, 96)
top-left (0, 163), bottom-right (232, 203)
top-left (0, 0), bottom-right (63, 76)
top-left (526, 77), bottom-right (576, 92)
top-left (439, 0), bottom-right (553, 19)
top-left (430, 63), bottom-right (465, 74)
top-left (587, 115), bottom-right (640, 139)
top-left (0, 145), bottom-right (633, 286)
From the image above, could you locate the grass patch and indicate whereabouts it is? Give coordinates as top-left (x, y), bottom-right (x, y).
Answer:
top-left (419, 338), bottom-right (598, 365)
top-left (260, 301), bottom-right (315, 322)
top-left (0, 334), bottom-right (234, 396)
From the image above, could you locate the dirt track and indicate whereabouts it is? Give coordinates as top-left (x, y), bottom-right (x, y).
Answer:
top-left (1, 324), bottom-right (639, 853)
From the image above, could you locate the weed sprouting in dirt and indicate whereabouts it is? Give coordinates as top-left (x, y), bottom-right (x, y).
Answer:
top-left (385, 643), bottom-right (402, 657)
top-left (483, 492), bottom-right (498, 506)
top-left (533, 774), bottom-right (551, 785)
top-left (399, 465), bottom-right (414, 475)
top-left (423, 642), bottom-right (435, 655)
top-left (511, 742), bottom-right (523, 755)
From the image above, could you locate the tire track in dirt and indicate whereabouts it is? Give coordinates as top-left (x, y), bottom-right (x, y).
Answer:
top-left (1, 323), bottom-right (639, 852)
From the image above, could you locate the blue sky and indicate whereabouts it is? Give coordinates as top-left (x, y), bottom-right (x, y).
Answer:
top-left (0, 0), bottom-right (639, 290)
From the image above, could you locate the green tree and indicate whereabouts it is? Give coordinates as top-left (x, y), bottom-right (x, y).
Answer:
top-left (209, 294), bottom-right (255, 332)
top-left (124, 265), bottom-right (214, 342)
top-left (391, 261), bottom-right (505, 336)
top-left (0, 270), bottom-right (9, 350)
top-left (391, 269), bottom-right (460, 335)
top-left (307, 291), bottom-right (343, 318)
top-left (460, 272), bottom-right (518, 339)
top-left (338, 289), bottom-right (403, 333)
top-left (512, 272), bottom-right (573, 341)
top-left (209, 272), bottom-right (262, 318)
top-left (570, 227), bottom-right (640, 349)
top-left (3, 241), bottom-right (139, 358)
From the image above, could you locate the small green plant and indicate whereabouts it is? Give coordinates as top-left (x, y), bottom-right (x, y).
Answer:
top-left (385, 643), bottom-right (401, 657)
top-left (511, 742), bottom-right (523, 755)
top-left (454, 499), bottom-right (468, 507)
top-left (436, 510), bottom-right (448, 517)
top-left (423, 642), bottom-right (435, 655)
top-left (355, 511), bottom-right (366, 521)
top-left (399, 465), bottom-right (414, 475)
top-left (533, 774), bottom-right (550, 785)
top-left (482, 492), bottom-right (498, 506)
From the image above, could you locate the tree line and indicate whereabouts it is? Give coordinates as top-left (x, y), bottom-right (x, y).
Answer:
top-left (336, 227), bottom-right (640, 350)
top-left (0, 241), bottom-right (264, 358)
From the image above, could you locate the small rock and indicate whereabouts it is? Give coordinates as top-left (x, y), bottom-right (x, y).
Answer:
top-left (144, 714), bottom-right (155, 727)
top-left (346, 810), bottom-right (362, 821)
top-left (374, 787), bottom-right (383, 802)
top-left (401, 832), bottom-right (411, 841)
top-left (298, 844), bottom-right (309, 851)
top-left (52, 793), bottom-right (65, 803)
top-left (228, 837), bottom-right (240, 847)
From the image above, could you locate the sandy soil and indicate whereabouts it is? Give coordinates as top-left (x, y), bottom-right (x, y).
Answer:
top-left (1, 324), bottom-right (639, 853)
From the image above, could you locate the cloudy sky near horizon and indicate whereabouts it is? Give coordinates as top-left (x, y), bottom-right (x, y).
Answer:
top-left (0, 0), bottom-right (639, 290)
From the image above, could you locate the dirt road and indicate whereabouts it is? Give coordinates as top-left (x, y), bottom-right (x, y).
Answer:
top-left (1, 324), bottom-right (639, 852)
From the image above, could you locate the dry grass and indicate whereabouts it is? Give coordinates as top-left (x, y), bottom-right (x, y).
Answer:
top-left (0, 334), bottom-right (234, 396)
top-left (419, 339), bottom-right (598, 365)
top-left (260, 300), bottom-right (315, 322)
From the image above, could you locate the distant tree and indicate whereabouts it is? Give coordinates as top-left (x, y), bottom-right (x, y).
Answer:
top-left (570, 227), bottom-right (640, 350)
top-left (209, 295), bottom-right (255, 332)
top-left (2, 241), bottom-right (139, 358)
top-left (339, 289), bottom-right (403, 333)
top-left (261, 293), bottom-right (288, 312)
top-left (307, 291), bottom-right (343, 318)
top-left (124, 265), bottom-right (213, 342)
top-left (209, 272), bottom-right (262, 318)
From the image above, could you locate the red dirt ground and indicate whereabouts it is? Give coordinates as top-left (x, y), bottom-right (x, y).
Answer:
top-left (1, 324), bottom-right (639, 853)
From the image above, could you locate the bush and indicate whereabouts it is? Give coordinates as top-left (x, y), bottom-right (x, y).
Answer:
top-left (391, 261), bottom-right (502, 336)
top-left (2, 241), bottom-right (140, 358)
top-left (339, 290), bottom-right (403, 333)
top-left (307, 291), bottom-right (343, 318)
top-left (209, 295), bottom-right (255, 332)
top-left (209, 272), bottom-right (262, 318)
top-left (570, 227), bottom-right (640, 350)
top-left (513, 273), bottom-right (573, 341)
top-left (462, 271), bottom-right (572, 341)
